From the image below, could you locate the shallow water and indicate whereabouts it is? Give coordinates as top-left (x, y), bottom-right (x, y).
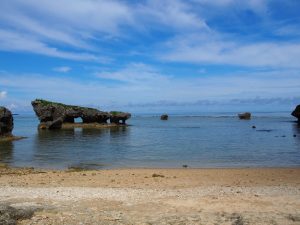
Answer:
top-left (0, 113), bottom-right (300, 169)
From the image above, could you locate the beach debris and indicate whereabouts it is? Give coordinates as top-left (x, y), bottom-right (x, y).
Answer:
top-left (230, 213), bottom-right (245, 225)
top-left (182, 165), bottom-right (188, 168)
top-left (287, 214), bottom-right (300, 222)
top-left (291, 105), bottom-right (300, 123)
top-left (31, 99), bottom-right (131, 129)
top-left (238, 112), bottom-right (251, 120)
top-left (0, 107), bottom-right (14, 137)
top-left (152, 173), bottom-right (165, 178)
top-left (160, 114), bottom-right (169, 120)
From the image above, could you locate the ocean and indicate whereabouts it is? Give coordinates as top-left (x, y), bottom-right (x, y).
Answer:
top-left (0, 113), bottom-right (299, 169)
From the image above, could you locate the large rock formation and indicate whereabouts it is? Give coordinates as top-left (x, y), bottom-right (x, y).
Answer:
top-left (32, 99), bottom-right (130, 129)
top-left (238, 112), bottom-right (251, 120)
top-left (0, 107), bottom-right (14, 136)
top-left (291, 105), bottom-right (300, 123)
top-left (110, 111), bottom-right (131, 124)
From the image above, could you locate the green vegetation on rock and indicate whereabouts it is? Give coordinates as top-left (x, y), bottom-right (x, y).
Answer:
top-left (34, 99), bottom-right (95, 110)
top-left (110, 111), bottom-right (123, 115)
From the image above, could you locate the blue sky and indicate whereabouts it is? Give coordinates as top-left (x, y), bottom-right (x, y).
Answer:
top-left (0, 0), bottom-right (300, 113)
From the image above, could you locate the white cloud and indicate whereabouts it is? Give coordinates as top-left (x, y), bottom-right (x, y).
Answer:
top-left (159, 33), bottom-right (300, 68)
top-left (53, 66), bottom-right (72, 73)
top-left (0, 0), bottom-right (134, 61)
top-left (0, 91), bottom-right (7, 99)
top-left (0, 0), bottom-right (211, 61)
top-left (0, 29), bottom-right (105, 62)
top-left (0, 0), bottom-right (134, 38)
top-left (193, 0), bottom-right (269, 13)
top-left (0, 0), bottom-right (299, 73)
top-left (0, 67), bottom-right (300, 111)
top-left (135, 0), bottom-right (208, 31)
top-left (95, 65), bottom-right (300, 102)
top-left (96, 63), bottom-right (170, 84)
top-left (6, 103), bottom-right (17, 110)
top-left (0, 11), bottom-right (89, 49)
top-left (274, 25), bottom-right (300, 37)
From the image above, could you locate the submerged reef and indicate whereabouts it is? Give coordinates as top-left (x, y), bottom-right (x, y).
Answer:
top-left (31, 99), bottom-right (131, 129)
top-left (292, 105), bottom-right (300, 123)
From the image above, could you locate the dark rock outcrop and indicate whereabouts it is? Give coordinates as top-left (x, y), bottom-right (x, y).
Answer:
top-left (0, 203), bottom-right (36, 225)
top-left (292, 105), bottom-right (300, 123)
top-left (110, 111), bottom-right (131, 124)
top-left (160, 114), bottom-right (168, 120)
top-left (38, 118), bottom-right (63, 130)
top-left (0, 107), bottom-right (14, 136)
top-left (32, 99), bottom-right (130, 129)
top-left (238, 112), bottom-right (251, 120)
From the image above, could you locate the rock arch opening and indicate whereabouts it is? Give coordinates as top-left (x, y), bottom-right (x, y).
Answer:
top-left (75, 117), bottom-right (83, 123)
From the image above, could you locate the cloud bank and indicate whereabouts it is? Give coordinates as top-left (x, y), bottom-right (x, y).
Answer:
top-left (0, 0), bottom-right (299, 112)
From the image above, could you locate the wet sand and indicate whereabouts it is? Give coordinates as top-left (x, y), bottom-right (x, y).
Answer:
top-left (0, 167), bottom-right (299, 224)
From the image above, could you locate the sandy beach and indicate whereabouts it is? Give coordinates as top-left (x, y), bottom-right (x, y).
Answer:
top-left (0, 166), bottom-right (299, 224)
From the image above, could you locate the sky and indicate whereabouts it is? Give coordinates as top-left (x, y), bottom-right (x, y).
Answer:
top-left (0, 0), bottom-right (300, 114)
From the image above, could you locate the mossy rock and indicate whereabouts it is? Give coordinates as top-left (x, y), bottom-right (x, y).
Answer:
top-left (34, 99), bottom-right (95, 111)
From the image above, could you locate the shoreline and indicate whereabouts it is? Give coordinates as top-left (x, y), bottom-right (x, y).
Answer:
top-left (1, 166), bottom-right (299, 187)
top-left (1, 166), bottom-right (299, 224)
top-left (1, 163), bottom-right (300, 170)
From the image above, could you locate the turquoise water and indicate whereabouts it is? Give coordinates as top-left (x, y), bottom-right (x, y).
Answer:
top-left (0, 113), bottom-right (299, 169)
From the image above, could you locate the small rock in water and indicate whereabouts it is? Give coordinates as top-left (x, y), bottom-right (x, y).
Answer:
top-left (252, 126), bottom-right (256, 129)
top-left (256, 129), bottom-right (272, 132)
top-left (182, 165), bottom-right (188, 168)
top-left (160, 114), bottom-right (169, 120)
top-left (293, 134), bottom-right (297, 137)
top-left (238, 112), bottom-right (251, 120)
top-left (282, 135), bottom-right (286, 137)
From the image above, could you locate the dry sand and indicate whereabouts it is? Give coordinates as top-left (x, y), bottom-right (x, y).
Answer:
top-left (0, 166), bottom-right (300, 224)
